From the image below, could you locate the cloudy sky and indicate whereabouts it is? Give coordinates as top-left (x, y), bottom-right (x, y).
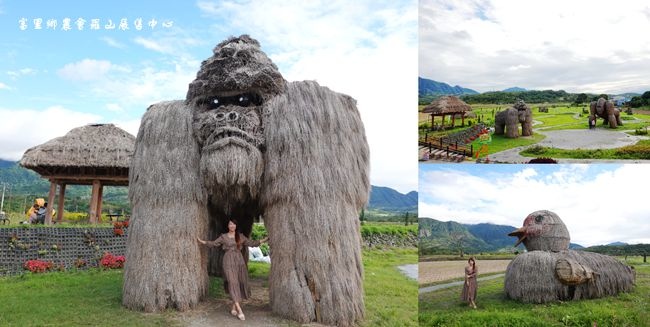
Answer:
top-left (420, 0), bottom-right (650, 94)
top-left (0, 0), bottom-right (417, 194)
top-left (419, 164), bottom-right (650, 247)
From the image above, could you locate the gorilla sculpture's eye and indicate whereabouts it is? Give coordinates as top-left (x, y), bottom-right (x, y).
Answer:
top-left (209, 98), bottom-right (221, 110)
top-left (535, 215), bottom-right (544, 223)
top-left (215, 112), bottom-right (226, 121)
top-left (238, 95), bottom-right (250, 107)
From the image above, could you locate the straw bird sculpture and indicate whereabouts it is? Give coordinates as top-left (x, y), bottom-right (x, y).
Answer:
top-left (123, 35), bottom-right (369, 327)
top-left (589, 97), bottom-right (622, 128)
top-left (505, 210), bottom-right (635, 303)
top-left (494, 100), bottom-right (533, 138)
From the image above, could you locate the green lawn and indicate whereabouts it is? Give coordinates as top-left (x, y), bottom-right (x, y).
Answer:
top-left (419, 257), bottom-right (650, 327)
top-left (470, 133), bottom-right (546, 159)
top-left (520, 140), bottom-right (650, 160)
top-left (0, 248), bottom-right (417, 326)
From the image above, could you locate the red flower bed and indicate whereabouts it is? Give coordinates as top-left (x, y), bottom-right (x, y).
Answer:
top-left (113, 228), bottom-right (124, 236)
top-left (23, 259), bottom-right (54, 273)
top-left (100, 252), bottom-right (125, 269)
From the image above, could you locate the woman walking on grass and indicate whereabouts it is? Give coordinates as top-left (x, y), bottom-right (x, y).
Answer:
top-left (461, 257), bottom-right (478, 309)
top-left (197, 219), bottom-right (268, 321)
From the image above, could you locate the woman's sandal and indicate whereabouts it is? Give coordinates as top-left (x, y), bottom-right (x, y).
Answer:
top-left (238, 313), bottom-right (245, 321)
top-left (230, 309), bottom-right (238, 316)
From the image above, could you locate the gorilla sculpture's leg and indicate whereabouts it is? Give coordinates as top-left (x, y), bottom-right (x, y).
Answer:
top-left (123, 101), bottom-right (209, 312)
top-left (589, 102), bottom-right (597, 128)
top-left (505, 108), bottom-right (519, 138)
top-left (494, 111), bottom-right (506, 135)
top-left (262, 81), bottom-right (369, 327)
top-left (606, 101), bottom-right (618, 128)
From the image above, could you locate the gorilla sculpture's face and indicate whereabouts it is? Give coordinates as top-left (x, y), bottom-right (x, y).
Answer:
top-left (186, 36), bottom-right (286, 210)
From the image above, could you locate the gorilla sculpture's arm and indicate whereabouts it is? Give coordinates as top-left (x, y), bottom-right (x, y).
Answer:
top-left (123, 101), bottom-right (209, 312)
top-left (261, 81), bottom-right (370, 326)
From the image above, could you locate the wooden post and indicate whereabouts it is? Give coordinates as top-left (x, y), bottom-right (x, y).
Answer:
top-left (45, 181), bottom-right (56, 225)
top-left (430, 114), bottom-right (434, 131)
top-left (89, 180), bottom-right (101, 224)
top-left (56, 184), bottom-right (66, 223)
top-left (452, 114), bottom-right (456, 128)
top-left (97, 184), bottom-right (104, 223)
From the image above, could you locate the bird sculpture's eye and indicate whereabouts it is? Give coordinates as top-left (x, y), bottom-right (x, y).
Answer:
top-left (535, 215), bottom-right (544, 223)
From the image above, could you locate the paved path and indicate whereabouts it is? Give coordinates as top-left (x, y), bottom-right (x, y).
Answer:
top-left (398, 264), bottom-right (418, 280)
top-left (418, 273), bottom-right (505, 295)
top-left (488, 128), bottom-right (650, 163)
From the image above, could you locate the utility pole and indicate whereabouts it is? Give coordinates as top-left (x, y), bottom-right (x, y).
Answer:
top-left (1, 183), bottom-right (6, 213)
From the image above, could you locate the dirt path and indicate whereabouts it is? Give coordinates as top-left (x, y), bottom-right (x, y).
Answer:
top-left (174, 279), bottom-right (328, 327)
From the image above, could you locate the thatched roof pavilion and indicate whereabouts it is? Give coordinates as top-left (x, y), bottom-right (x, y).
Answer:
top-left (421, 96), bottom-right (472, 129)
top-left (20, 124), bottom-right (135, 224)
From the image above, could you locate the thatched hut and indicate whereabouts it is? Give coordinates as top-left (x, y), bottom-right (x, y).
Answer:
top-left (505, 210), bottom-right (635, 303)
top-left (20, 124), bottom-right (135, 224)
top-left (421, 96), bottom-right (472, 130)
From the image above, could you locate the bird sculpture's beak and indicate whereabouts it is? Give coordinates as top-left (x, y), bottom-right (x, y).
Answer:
top-left (508, 226), bottom-right (527, 247)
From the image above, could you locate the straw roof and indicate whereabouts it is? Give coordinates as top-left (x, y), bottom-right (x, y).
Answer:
top-left (20, 124), bottom-right (135, 176)
top-left (421, 96), bottom-right (472, 114)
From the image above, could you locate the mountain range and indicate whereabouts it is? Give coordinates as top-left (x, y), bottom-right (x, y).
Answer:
top-left (502, 87), bottom-right (527, 92)
top-left (419, 217), bottom-right (584, 255)
top-left (0, 161), bottom-right (416, 214)
top-left (418, 77), bottom-right (478, 97)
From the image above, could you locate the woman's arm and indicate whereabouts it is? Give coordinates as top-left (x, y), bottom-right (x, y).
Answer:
top-left (241, 234), bottom-right (268, 247)
top-left (197, 235), bottom-right (223, 248)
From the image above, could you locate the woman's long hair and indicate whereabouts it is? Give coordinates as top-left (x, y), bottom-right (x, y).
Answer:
top-left (468, 257), bottom-right (477, 273)
top-left (229, 219), bottom-right (243, 250)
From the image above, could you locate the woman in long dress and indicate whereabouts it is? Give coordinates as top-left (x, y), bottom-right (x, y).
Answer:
top-left (461, 257), bottom-right (478, 309)
top-left (198, 219), bottom-right (268, 321)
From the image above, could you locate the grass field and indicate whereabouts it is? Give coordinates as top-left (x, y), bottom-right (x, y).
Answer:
top-left (0, 248), bottom-right (417, 326)
top-left (419, 257), bottom-right (650, 327)
top-left (521, 139), bottom-right (650, 160)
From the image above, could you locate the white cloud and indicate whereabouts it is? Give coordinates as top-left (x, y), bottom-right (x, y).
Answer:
top-left (419, 165), bottom-right (650, 247)
top-left (7, 68), bottom-right (37, 79)
top-left (106, 103), bottom-right (124, 113)
top-left (101, 36), bottom-right (126, 49)
top-left (197, 0), bottom-right (418, 193)
top-left (420, 0), bottom-right (650, 94)
top-left (0, 82), bottom-right (9, 90)
top-left (133, 37), bottom-right (168, 53)
top-left (0, 106), bottom-right (102, 161)
top-left (58, 59), bottom-right (126, 81)
top-left (111, 118), bottom-right (141, 137)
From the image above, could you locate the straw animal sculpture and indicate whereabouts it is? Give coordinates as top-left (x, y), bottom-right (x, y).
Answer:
top-left (122, 35), bottom-right (369, 327)
top-left (505, 210), bottom-right (635, 303)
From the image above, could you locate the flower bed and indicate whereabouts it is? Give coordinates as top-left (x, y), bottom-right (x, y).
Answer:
top-left (0, 227), bottom-right (129, 276)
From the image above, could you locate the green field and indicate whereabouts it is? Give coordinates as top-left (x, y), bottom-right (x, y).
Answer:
top-left (0, 247), bottom-right (417, 326)
top-left (419, 257), bottom-right (650, 327)
top-left (419, 103), bottom-right (650, 160)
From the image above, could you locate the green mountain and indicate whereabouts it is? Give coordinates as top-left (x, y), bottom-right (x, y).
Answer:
top-left (1, 161), bottom-right (414, 215)
top-left (369, 186), bottom-right (417, 212)
top-left (503, 87), bottom-right (526, 92)
top-left (418, 77), bottom-right (478, 105)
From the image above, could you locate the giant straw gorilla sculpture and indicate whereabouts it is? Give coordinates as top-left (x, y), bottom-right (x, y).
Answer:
top-left (589, 97), bottom-right (622, 128)
top-left (494, 100), bottom-right (533, 138)
top-left (123, 35), bottom-right (370, 326)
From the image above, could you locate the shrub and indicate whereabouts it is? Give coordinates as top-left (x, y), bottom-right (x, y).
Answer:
top-left (23, 259), bottom-right (54, 273)
top-left (100, 252), bottom-right (125, 269)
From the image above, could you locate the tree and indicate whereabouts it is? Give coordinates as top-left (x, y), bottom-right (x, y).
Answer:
top-left (630, 96), bottom-right (644, 108)
top-left (359, 208), bottom-right (365, 223)
top-left (575, 93), bottom-right (588, 105)
top-left (642, 91), bottom-right (650, 101)
top-left (404, 211), bottom-right (410, 226)
top-left (598, 94), bottom-right (609, 100)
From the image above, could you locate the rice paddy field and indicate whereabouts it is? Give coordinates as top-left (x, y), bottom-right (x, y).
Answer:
top-left (419, 256), bottom-right (650, 327)
top-left (419, 260), bottom-right (511, 287)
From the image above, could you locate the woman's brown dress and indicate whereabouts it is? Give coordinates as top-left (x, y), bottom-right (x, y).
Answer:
top-left (461, 265), bottom-right (477, 302)
top-left (206, 233), bottom-right (261, 302)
